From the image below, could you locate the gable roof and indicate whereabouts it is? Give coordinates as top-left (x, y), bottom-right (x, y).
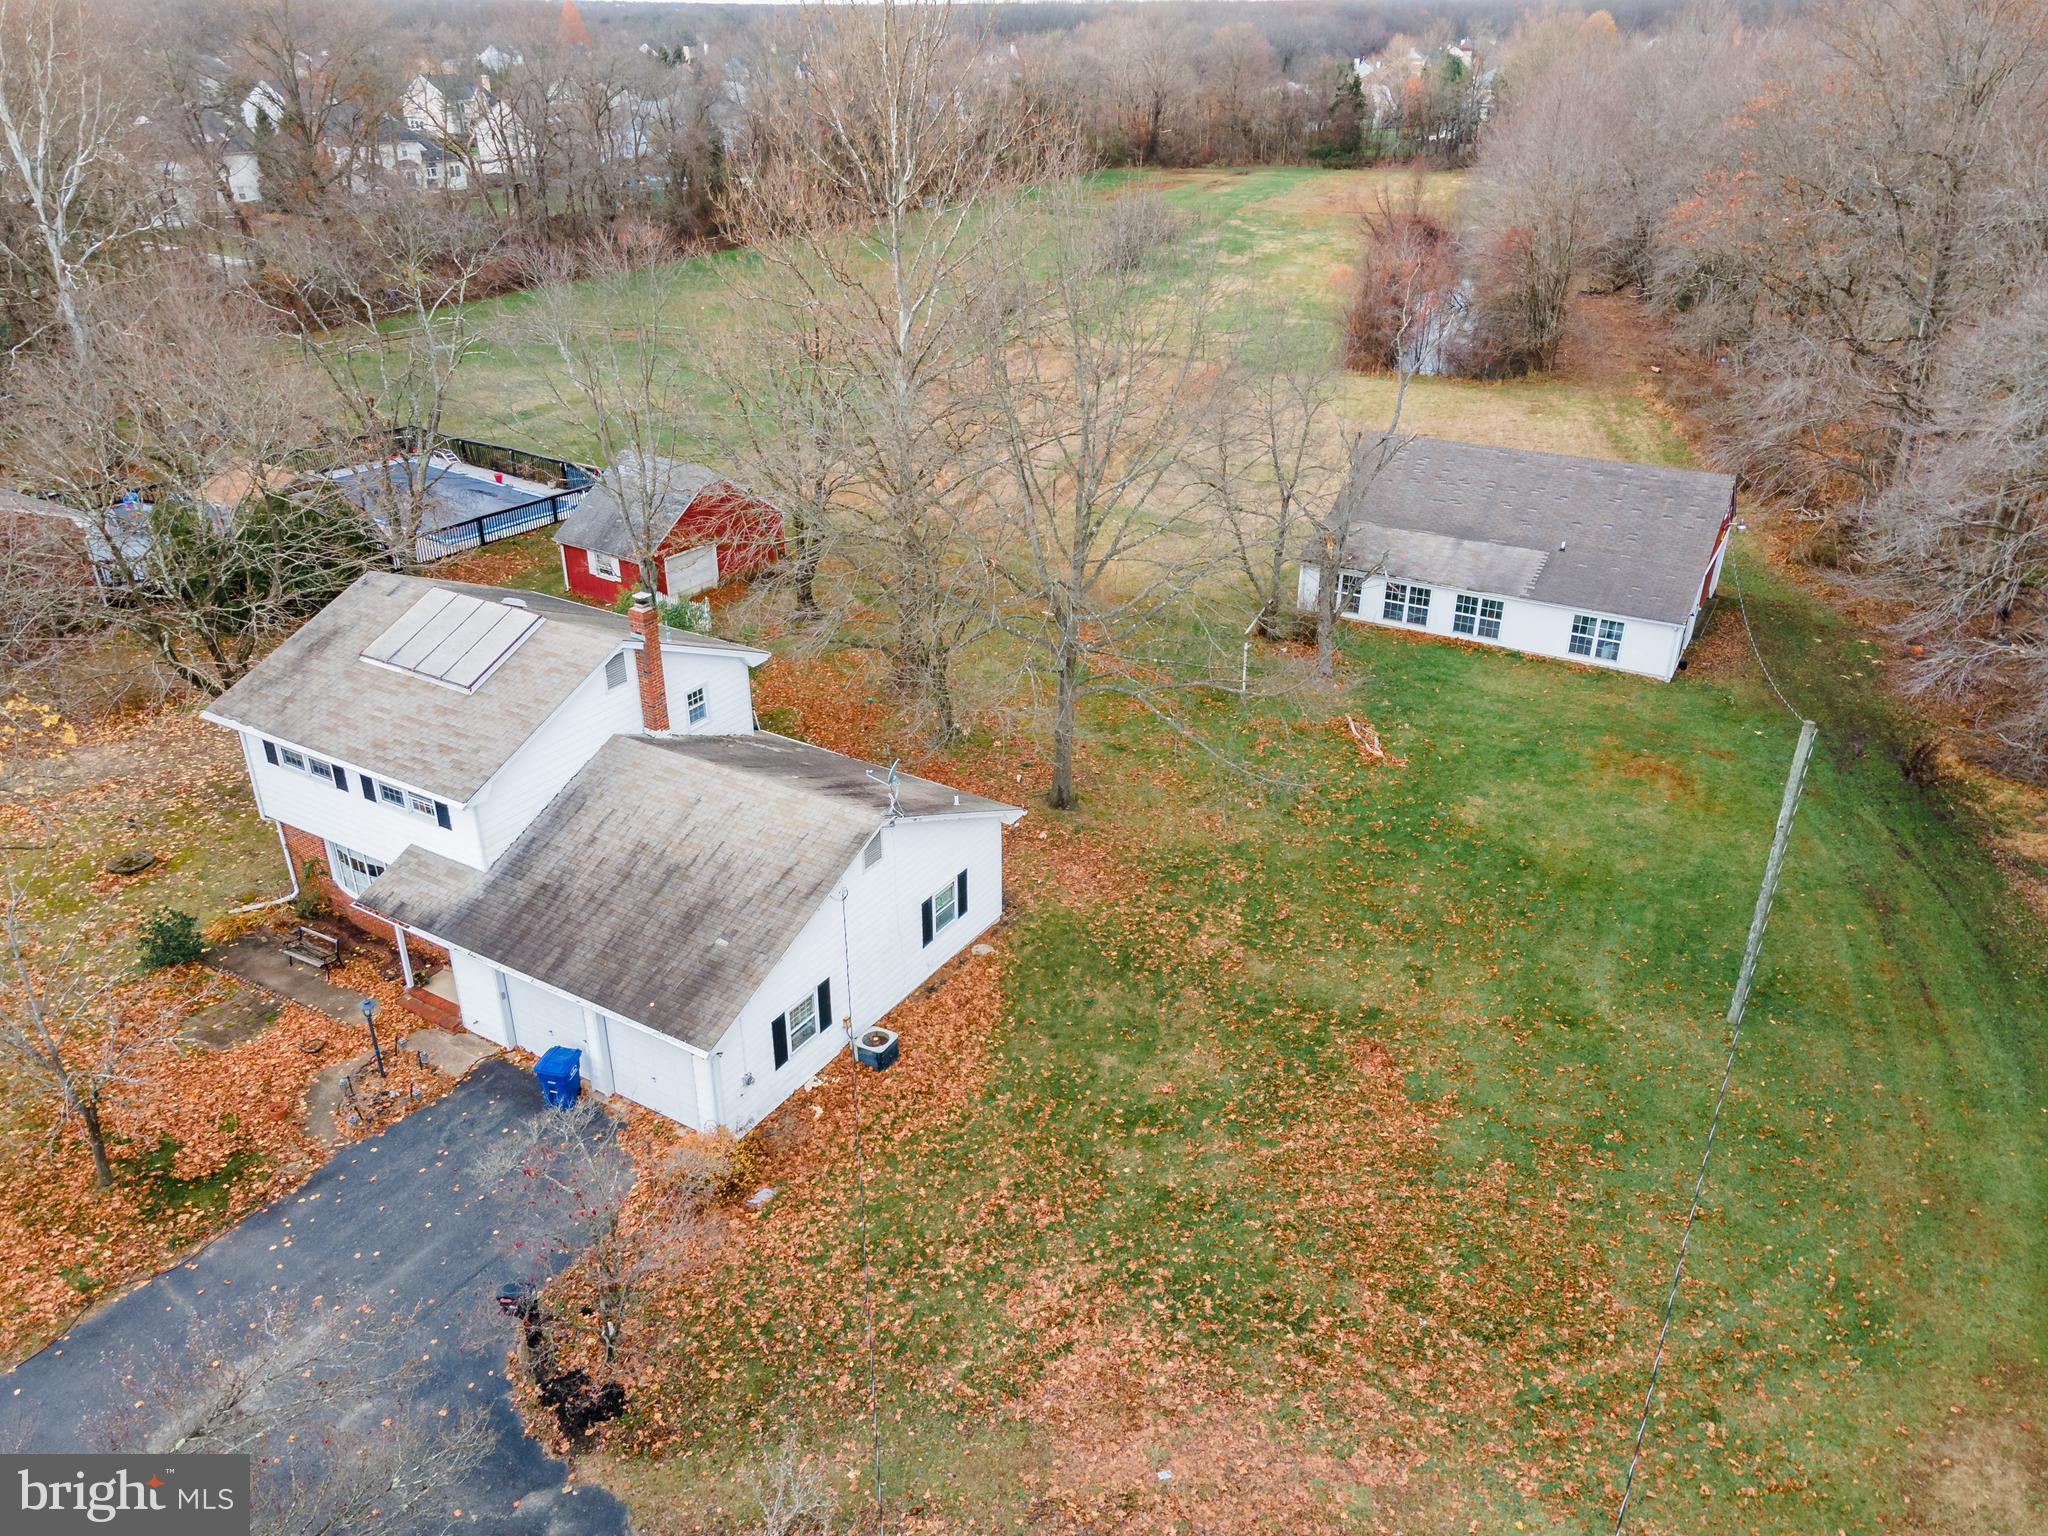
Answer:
top-left (204, 572), bottom-right (767, 801)
top-left (1323, 436), bottom-right (1735, 626)
top-left (553, 455), bottom-right (727, 560)
top-left (358, 733), bottom-right (1023, 1049)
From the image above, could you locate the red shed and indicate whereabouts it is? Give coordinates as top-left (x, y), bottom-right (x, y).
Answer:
top-left (553, 456), bottom-right (781, 605)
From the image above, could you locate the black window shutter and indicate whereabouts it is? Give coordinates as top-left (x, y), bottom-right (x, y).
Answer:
top-left (360, 773), bottom-right (376, 801)
top-left (956, 869), bottom-right (968, 917)
top-left (816, 978), bottom-right (832, 1031)
top-left (920, 898), bottom-right (934, 946)
top-left (330, 762), bottom-right (348, 790)
top-left (434, 801), bottom-right (452, 830)
top-left (770, 1012), bottom-right (788, 1068)
top-left (262, 740), bottom-right (278, 765)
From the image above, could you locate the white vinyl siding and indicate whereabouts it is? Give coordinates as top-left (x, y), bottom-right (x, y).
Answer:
top-left (240, 730), bottom-right (484, 870)
top-left (711, 815), bottom-right (1005, 1134)
top-left (1298, 566), bottom-right (1687, 682)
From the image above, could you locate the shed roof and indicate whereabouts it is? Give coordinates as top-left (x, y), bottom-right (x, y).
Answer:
top-left (204, 572), bottom-right (767, 801)
top-left (1321, 436), bottom-right (1735, 625)
top-left (553, 454), bottom-right (726, 560)
top-left (359, 732), bottom-right (1023, 1049)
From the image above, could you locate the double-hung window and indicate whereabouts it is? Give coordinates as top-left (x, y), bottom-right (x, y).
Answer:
top-left (921, 870), bottom-right (969, 947)
top-left (264, 739), bottom-right (347, 790)
top-left (1570, 615), bottom-right (1625, 662)
top-left (1383, 582), bottom-right (1430, 626)
top-left (686, 686), bottom-right (707, 725)
top-left (770, 978), bottom-right (834, 1069)
top-left (1336, 571), bottom-right (1365, 617)
top-left (370, 776), bottom-right (451, 827)
top-left (1453, 595), bottom-right (1504, 640)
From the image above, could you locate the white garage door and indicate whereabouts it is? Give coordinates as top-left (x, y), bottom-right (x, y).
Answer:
top-left (663, 543), bottom-right (718, 596)
top-left (500, 971), bottom-right (587, 1067)
top-left (603, 1016), bottom-right (702, 1129)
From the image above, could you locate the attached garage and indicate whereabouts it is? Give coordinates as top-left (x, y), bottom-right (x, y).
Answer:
top-left (602, 1015), bottom-right (702, 1127)
top-left (499, 970), bottom-right (586, 1059)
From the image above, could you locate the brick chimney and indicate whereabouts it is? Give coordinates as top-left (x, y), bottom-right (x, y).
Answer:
top-left (628, 592), bottom-right (669, 732)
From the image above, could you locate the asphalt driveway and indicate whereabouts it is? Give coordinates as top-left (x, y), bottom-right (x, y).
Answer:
top-left (1, 1059), bottom-right (629, 1535)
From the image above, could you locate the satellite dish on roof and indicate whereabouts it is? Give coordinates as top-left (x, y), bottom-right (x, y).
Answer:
top-left (865, 759), bottom-right (902, 820)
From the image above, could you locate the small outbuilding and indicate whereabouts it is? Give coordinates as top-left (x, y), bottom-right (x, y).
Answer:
top-left (554, 455), bottom-right (782, 605)
top-left (1298, 435), bottom-right (1737, 681)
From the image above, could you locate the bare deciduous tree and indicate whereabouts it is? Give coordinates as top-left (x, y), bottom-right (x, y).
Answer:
top-left (6, 267), bottom-right (374, 695)
top-left (260, 196), bottom-right (498, 565)
top-left (1196, 345), bottom-right (1345, 640)
top-left (0, 0), bottom-right (151, 356)
top-left (0, 872), bottom-right (169, 1189)
top-left (475, 1096), bottom-right (720, 1372)
top-left (721, 0), bottom-right (1060, 741)
top-left (507, 247), bottom-right (714, 591)
top-left (110, 1299), bottom-right (494, 1536)
top-left (980, 186), bottom-right (1223, 809)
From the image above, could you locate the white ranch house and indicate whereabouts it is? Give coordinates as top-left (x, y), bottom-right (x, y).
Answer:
top-left (204, 574), bottom-right (1022, 1135)
top-left (1299, 436), bottom-right (1737, 682)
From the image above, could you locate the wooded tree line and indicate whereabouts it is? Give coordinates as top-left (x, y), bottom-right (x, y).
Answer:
top-left (1441, 0), bottom-right (2048, 774)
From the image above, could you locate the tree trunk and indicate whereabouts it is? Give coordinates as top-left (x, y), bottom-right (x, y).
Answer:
top-left (74, 1095), bottom-right (113, 1189)
top-left (1049, 637), bottom-right (1082, 811)
top-left (1313, 540), bottom-right (1341, 681)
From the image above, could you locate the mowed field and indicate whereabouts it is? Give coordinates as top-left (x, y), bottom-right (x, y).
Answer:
top-left (429, 171), bottom-right (2047, 1534)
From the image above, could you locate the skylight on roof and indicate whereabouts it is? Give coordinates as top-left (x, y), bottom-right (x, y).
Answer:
top-left (359, 588), bottom-right (542, 693)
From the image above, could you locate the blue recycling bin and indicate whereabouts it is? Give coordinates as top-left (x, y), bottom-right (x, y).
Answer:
top-left (534, 1046), bottom-right (582, 1108)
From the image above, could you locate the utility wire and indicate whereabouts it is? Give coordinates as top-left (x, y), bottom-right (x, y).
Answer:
top-left (1727, 536), bottom-right (1806, 725)
top-left (1614, 535), bottom-right (1818, 1535)
top-left (1609, 1006), bottom-right (1748, 1536)
top-left (837, 892), bottom-right (888, 1535)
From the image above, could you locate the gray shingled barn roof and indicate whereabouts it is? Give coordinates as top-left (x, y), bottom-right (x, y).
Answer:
top-left (553, 455), bottom-right (726, 560)
top-left (203, 572), bottom-right (767, 802)
top-left (1318, 436), bottom-right (1735, 626)
top-left (359, 733), bottom-right (1024, 1049)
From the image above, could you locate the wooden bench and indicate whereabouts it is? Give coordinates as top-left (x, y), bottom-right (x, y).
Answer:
top-left (281, 925), bottom-right (341, 972)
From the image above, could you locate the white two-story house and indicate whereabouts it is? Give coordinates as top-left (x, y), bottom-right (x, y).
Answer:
top-left (204, 572), bottom-right (1024, 1135)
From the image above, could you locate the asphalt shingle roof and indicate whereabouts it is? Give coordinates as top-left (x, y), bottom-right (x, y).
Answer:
top-left (204, 572), bottom-right (766, 802)
top-left (1322, 436), bottom-right (1736, 626)
top-left (359, 733), bottom-right (1023, 1049)
top-left (553, 455), bottom-right (726, 560)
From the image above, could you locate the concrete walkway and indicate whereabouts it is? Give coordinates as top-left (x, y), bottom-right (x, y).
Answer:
top-left (2, 1061), bottom-right (630, 1535)
top-left (204, 930), bottom-right (366, 1018)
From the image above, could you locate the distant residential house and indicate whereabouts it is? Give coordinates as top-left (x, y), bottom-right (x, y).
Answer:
top-left (353, 120), bottom-right (471, 192)
top-left (240, 78), bottom-right (290, 133)
top-left (470, 92), bottom-right (532, 176)
top-left (478, 43), bottom-right (522, 75)
top-left (203, 574), bottom-right (1022, 1134)
top-left (554, 456), bottom-right (782, 604)
top-left (401, 72), bottom-right (486, 138)
top-left (147, 108), bottom-right (263, 220)
top-left (1299, 437), bottom-right (1736, 682)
